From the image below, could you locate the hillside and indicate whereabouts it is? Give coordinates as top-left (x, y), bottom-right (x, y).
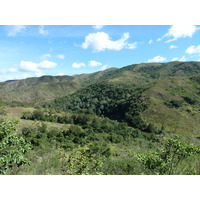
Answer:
top-left (1, 61), bottom-right (200, 104)
top-left (1, 61), bottom-right (200, 175)
top-left (1, 61), bottom-right (200, 134)
top-left (42, 61), bottom-right (200, 135)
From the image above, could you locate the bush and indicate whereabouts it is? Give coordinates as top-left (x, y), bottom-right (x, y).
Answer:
top-left (32, 110), bottom-right (44, 120)
top-left (0, 120), bottom-right (31, 174)
top-left (133, 137), bottom-right (200, 174)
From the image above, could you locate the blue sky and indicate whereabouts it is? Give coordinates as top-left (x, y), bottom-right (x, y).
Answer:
top-left (0, 25), bottom-right (200, 82)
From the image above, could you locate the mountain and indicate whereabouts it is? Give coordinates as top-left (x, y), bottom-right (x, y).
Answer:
top-left (1, 61), bottom-right (200, 104)
top-left (42, 61), bottom-right (200, 135)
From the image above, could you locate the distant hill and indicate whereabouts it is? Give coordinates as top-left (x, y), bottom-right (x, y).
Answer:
top-left (1, 61), bottom-right (200, 104)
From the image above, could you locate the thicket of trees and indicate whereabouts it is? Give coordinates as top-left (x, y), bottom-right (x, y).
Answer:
top-left (21, 110), bottom-right (150, 148)
top-left (43, 82), bottom-right (153, 131)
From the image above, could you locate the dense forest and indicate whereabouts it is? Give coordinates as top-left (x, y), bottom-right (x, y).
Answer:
top-left (0, 61), bottom-right (200, 175)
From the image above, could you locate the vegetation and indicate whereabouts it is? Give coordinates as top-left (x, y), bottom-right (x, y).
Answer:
top-left (134, 137), bottom-right (200, 175)
top-left (1, 61), bottom-right (200, 175)
top-left (0, 120), bottom-right (31, 174)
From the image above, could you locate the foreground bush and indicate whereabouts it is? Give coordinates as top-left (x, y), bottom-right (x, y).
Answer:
top-left (0, 120), bottom-right (31, 174)
top-left (133, 137), bottom-right (200, 175)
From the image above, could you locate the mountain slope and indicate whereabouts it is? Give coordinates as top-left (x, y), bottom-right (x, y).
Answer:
top-left (42, 61), bottom-right (200, 135)
top-left (1, 61), bottom-right (200, 104)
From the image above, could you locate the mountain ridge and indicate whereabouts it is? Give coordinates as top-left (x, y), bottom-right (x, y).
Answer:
top-left (0, 61), bottom-right (200, 103)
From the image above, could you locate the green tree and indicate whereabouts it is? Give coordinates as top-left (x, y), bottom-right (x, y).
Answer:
top-left (0, 120), bottom-right (31, 174)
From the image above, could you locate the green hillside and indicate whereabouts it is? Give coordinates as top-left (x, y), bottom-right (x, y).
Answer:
top-left (1, 61), bottom-right (200, 104)
top-left (41, 61), bottom-right (200, 135)
top-left (1, 61), bottom-right (200, 175)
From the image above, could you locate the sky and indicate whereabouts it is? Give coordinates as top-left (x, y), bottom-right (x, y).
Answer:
top-left (0, 25), bottom-right (200, 82)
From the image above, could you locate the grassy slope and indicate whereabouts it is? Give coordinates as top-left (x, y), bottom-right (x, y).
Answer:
top-left (142, 76), bottom-right (200, 135)
top-left (0, 106), bottom-right (70, 134)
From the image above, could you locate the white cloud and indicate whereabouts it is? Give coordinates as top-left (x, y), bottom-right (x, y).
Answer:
top-left (148, 56), bottom-right (166, 63)
top-left (56, 54), bottom-right (65, 59)
top-left (0, 68), bottom-right (18, 74)
top-left (72, 62), bottom-right (86, 69)
top-left (171, 56), bottom-right (186, 62)
top-left (81, 32), bottom-right (131, 52)
top-left (148, 39), bottom-right (153, 44)
top-left (39, 25), bottom-right (48, 35)
top-left (38, 60), bottom-right (57, 69)
top-left (40, 53), bottom-right (51, 60)
top-left (92, 25), bottom-right (104, 30)
top-left (88, 60), bottom-right (102, 67)
top-left (8, 68), bottom-right (18, 73)
top-left (171, 57), bottom-right (179, 61)
top-left (19, 61), bottom-right (38, 72)
top-left (126, 42), bottom-right (137, 49)
top-left (22, 73), bottom-right (31, 79)
top-left (158, 25), bottom-right (199, 42)
top-left (186, 45), bottom-right (200, 54)
top-left (170, 45), bottom-right (178, 49)
top-left (56, 73), bottom-right (65, 76)
top-left (19, 60), bottom-right (57, 72)
top-left (100, 65), bottom-right (108, 71)
top-left (35, 71), bottom-right (43, 77)
top-left (179, 56), bottom-right (186, 61)
top-left (6, 25), bottom-right (26, 37)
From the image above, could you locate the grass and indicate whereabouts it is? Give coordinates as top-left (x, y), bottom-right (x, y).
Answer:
top-left (0, 106), bottom-right (71, 134)
top-left (141, 77), bottom-right (200, 135)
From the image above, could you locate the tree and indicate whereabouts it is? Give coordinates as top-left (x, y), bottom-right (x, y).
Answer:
top-left (0, 120), bottom-right (31, 174)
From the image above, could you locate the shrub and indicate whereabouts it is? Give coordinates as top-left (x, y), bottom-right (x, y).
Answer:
top-left (133, 137), bottom-right (200, 174)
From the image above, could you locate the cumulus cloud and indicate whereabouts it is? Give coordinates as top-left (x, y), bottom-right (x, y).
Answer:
top-left (170, 45), bottom-right (178, 49)
top-left (40, 54), bottom-right (51, 60)
top-left (148, 56), bottom-right (166, 63)
top-left (186, 45), bottom-right (200, 54)
top-left (19, 60), bottom-right (57, 72)
top-left (81, 32), bottom-right (133, 52)
top-left (158, 25), bottom-right (199, 43)
top-left (72, 62), bottom-right (86, 69)
top-left (6, 25), bottom-right (26, 37)
top-left (100, 65), bottom-right (108, 71)
top-left (92, 25), bottom-right (104, 30)
top-left (56, 54), bottom-right (65, 59)
top-left (88, 60), bottom-right (102, 67)
top-left (39, 25), bottom-right (48, 35)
